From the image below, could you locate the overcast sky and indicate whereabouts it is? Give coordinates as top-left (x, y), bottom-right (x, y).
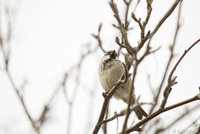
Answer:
top-left (0, 0), bottom-right (200, 134)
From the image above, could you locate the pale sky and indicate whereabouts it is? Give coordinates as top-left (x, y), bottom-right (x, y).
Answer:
top-left (0, 0), bottom-right (200, 134)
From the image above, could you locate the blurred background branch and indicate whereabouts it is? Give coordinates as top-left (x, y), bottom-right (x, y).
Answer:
top-left (1, 0), bottom-right (200, 134)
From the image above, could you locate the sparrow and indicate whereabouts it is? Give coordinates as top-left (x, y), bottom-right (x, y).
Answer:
top-left (98, 50), bottom-right (147, 120)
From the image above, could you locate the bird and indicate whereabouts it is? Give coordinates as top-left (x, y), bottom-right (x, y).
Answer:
top-left (98, 50), bottom-right (147, 120)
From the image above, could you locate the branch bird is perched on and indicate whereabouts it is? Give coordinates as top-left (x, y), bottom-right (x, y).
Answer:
top-left (98, 50), bottom-right (147, 120)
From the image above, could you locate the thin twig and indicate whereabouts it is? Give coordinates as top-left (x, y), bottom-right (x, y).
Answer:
top-left (109, 0), bottom-right (136, 55)
top-left (138, 0), bottom-right (181, 52)
top-left (148, 0), bottom-right (181, 39)
top-left (148, 0), bottom-right (183, 115)
top-left (138, 38), bottom-right (161, 64)
top-left (131, 3), bottom-right (152, 50)
top-left (180, 115), bottom-right (200, 134)
top-left (6, 71), bottom-right (39, 133)
top-left (92, 23), bottom-right (106, 53)
top-left (160, 38), bottom-right (200, 109)
top-left (102, 102), bottom-right (109, 134)
top-left (121, 59), bottom-right (138, 134)
top-left (65, 44), bottom-right (97, 134)
top-left (123, 94), bottom-right (200, 134)
top-left (0, 6), bottom-right (39, 134)
top-left (124, 0), bottom-right (132, 31)
top-left (92, 64), bottom-right (129, 134)
top-left (157, 104), bottom-right (200, 134)
top-left (37, 73), bottom-right (68, 125)
top-left (124, 38), bottom-right (200, 134)
top-left (133, 0), bottom-right (141, 13)
top-left (101, 102), bottom-right (152, 125)
top-left (102, 109), bottom-right (126, 124)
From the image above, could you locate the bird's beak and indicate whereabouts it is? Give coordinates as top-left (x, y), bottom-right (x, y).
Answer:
top-left (111, 50), bottom-right (117, 57)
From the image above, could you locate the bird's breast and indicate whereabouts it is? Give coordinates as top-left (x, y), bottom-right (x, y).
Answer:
top-left (98, 61), bottom-right (124, 92)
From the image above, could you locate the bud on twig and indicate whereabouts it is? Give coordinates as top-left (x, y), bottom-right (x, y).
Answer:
top-left (98, 23), bottom-right (102, 33)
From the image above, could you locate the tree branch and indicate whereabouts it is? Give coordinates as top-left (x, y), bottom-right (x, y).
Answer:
top-left (121, 59), bottom-right (138, 134)
top-left (156, 104), bottom-right (200, 134)
top-left (148, 0), bottom-right (182, 39)
top-left (109, 0), bottom-right (136, 55)
top-left (92, 63), bottom-right (129, 134)
top-left (148, 0), bottom-right (183, 115)
top-left (92, 23), bottom-right (106, 53)
top-left (161, 38), bottom-right (200, 109)
top-left (131, 2), bottom-right (152, 51)
top-left (0, 6), bottom-right (39, 133)
top-left (124, 94), bottom-right (200, 134)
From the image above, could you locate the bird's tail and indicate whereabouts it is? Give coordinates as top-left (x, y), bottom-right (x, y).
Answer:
top-left (133, 105), bottom-right (148, 120)
top-left (122, 96), bottom-right (148, 120)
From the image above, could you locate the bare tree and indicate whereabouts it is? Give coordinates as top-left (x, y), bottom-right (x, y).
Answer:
top-left (92, 0), bottom-right (200, 134)
top-left (1, 0), bottom-right (200, 134)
